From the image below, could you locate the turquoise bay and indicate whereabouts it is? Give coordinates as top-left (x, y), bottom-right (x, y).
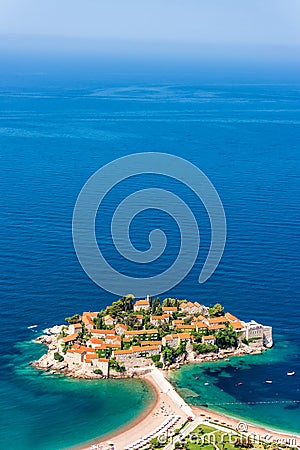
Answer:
top-left (0, 341), bottom-right (155, 450)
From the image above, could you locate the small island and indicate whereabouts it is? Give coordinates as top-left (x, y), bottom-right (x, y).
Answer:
top-left (32, 297), bottom-right (299, 450)
top-left (33, 295), bottom-right (273, 379)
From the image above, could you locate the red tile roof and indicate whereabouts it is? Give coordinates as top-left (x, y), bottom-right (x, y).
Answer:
top-left (114, 349), bottom-right (133, 355)
top-left (125, 329), bottom-right (158, 336)
top-left (85, 354), bottom-right (98, 360)
top-left (61, 333), bottom-right (78, 343)
top-left (208, 317), bottom-right (228, 324)
top-left (208, 324), bottom-right (226, 331)
top-left (225, 312), bottom-right (240, 322)
top-left (203, 335), bottom-right (216, 340)
top-left (134, 300), bottom-right (150, 306)
top-left (164, 334), bottom-right (179, 341)
top-left (91, 329), bottom-right (115, 335)
top-left (115, 323), bottom-right (128, 330)
top-left (175, 324), bottom-right (195, 330)
top-left (140, 340), bottom-right (162, 346)
top-left (89, 337), bottom-right (104, 344)
top-left (232, 321), bottom-right (244, 330)
top-left (194, 321), bottom-right (208, 328)
top-left (176, 332), bottom-right (191, 339)
top-left (132, 345), bottom-right (160, 352)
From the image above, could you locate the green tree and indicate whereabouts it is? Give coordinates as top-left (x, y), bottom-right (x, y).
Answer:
top-left (143, 312), bottom-right (151, 326)
top-left (58, 326), bottom-right (68, 339)
top-left (54, 352), bottom-right (64, 362)
top-left (65, 314), bottom-right (81, 324)
top-left (151, 298), bottom-right (161, 314)
top-left (150, 437), bottom-right (165, 448)
top-left (216, 324), bottom-right (238, 349)
top-left (183, 317), bottom-right (192, 325)
top-left (109, 357), bottom-right (125, 373)
top-left (151, 354), bottom-right (160, 363)
top-left (125, 314), bottom-right (140, 329)
top-left (106, 294), bottom-right (135, 318)
top-left (93, 316), bottom-right (103, 329)
top-left (208, 303), bottom-right (224, 317)
top-left (132, 337), bottom-right (141, 346)
top-left (163, 342), bottom-right (187, 364)
top-left (163, 346), bottom-right (175, 364)
top-left (162, 297), bottom-right (181, 307)
top-left (156, 304), bottom-right (163, 315)
top-left (107, 300), bottom-right (124, 318)
top-left (155, 361), bottom-right (163, 368)
top-left (191, 330), bottom-right (203, 343)
top-left (193, 343), bottom-right (218, 354)
top-left (122, 294), bottom-right (135, 312)
top-left (157, 322), bottom-right (171, 338)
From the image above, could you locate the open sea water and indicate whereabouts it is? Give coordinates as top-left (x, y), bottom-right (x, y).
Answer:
top-left (0, 79), bottom-right (300, 448)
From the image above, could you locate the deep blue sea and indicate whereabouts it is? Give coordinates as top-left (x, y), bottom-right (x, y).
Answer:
top-left (1, 79), bottom-right (300, 448)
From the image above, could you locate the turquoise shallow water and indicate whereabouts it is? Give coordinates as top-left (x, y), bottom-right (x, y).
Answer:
top-left (169, 335), bottom-right (300, 435)
top-left (0, 341), bottom-right (155, 450)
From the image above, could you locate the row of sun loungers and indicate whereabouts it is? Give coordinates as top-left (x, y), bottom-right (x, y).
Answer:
top-left (124, 414), bottom-right (181, 450)
top-left (89, 443), bottom-right (114, 450)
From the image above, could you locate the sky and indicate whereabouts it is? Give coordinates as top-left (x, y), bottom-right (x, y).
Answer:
top-left (0, 0), bottom-right (299, 84)
top-left (0, 0), bottom-right (299, 49)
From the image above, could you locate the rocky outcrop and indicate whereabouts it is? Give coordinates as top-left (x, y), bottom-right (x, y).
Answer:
top-left (47, 325), bottom-right (65, 335)
top-left (35, 334), bottom-right (54, 345)
top-left (127, 366), bottom-right (153, 377)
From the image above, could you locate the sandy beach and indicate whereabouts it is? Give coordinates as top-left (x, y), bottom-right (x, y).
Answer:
top-left (79, 369), bottom-right (188, 450)
top-left (79, 369), bottom-right (300, 450)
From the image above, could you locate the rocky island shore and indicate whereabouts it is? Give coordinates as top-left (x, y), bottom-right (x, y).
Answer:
top-left (32, 295), bottom-right (273, 380)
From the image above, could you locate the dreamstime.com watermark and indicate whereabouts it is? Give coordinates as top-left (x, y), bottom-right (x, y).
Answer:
top-left (156, 423), bottom-right (298, 447)
top-left (72, 152), bottom-right (226, 297)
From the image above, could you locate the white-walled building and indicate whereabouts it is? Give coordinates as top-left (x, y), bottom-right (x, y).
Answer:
top-left (202, 335), bottom-right (216, 345)
top-left (133, 299), bottom-right (150, 311)
top-left (69, 323), bottom-right (83, 335)
top-left (244, 320), bottom-right (273, 348)
top-left (180, 301), bottom-right (203, 315)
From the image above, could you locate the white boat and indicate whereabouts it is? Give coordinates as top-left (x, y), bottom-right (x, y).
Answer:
top-left (287, 371), bottom-right (295, 376)
top-left (265, 380), bottom-right (273, 384)
top-left (27, 325), bottom-right (38, 329)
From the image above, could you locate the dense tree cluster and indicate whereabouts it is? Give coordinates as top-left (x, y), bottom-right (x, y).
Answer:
top-left (65, 314), bottom-right (81, 324)
top-left (163, 342), bottom-right (187, 363)
top-left (192, 343), bottom-right (218, 354)
top-left (216, 323), bottom-right (238, 349)
top-left (208, 303), bottom-right (224, 317)
top-left (107, 294), bottom-right (135, 318)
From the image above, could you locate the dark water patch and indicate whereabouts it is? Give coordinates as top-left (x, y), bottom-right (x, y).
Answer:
top-left (170, 340), bottom-right (300, 433)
